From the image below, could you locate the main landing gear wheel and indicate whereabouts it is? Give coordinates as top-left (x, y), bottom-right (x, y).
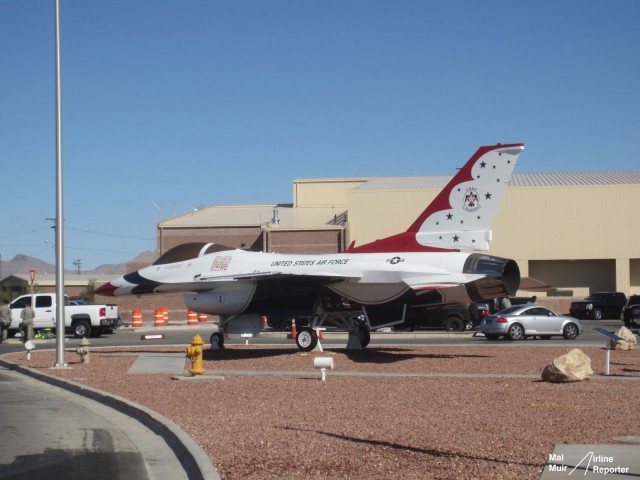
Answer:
top-left (295, 327), bottom-right (318, 352)
top-left (210, 332), bottom-right (225, 349)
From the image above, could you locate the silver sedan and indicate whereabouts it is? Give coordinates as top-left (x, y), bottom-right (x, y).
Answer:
top-left (480, 304), bottom-right (583, 341)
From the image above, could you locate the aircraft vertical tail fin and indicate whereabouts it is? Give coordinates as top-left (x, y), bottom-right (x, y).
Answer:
top-left (347, 143), bottom-right (524, 253)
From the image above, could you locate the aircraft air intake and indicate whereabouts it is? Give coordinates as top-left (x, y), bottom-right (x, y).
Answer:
top-left (462, 254), bottom-right (520, 302)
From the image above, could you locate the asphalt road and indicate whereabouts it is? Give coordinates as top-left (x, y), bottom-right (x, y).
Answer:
top-left (0, 319), bottom-right (629, 355)
top-left (0, 365), bottom-right (189, 480)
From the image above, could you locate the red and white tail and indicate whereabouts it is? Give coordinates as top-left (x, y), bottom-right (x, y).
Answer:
top-left (347, 143), bottom-right (525, 253)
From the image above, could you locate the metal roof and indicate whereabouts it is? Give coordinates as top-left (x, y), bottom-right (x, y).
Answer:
top-left (354, 171), bottom-right (640, 191)
top-left (160, 204), bottom-right (347, 230)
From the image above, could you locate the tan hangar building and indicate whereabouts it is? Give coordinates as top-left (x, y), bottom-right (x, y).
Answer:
top-left (154, 171), bottom-right (640, 297)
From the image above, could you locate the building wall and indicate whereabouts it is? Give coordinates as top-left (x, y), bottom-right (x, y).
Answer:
top-left (293, 178), bottom-right (366, 207)
top-left (158, 226), bottom-right (263, 254)
top-left (347, 189), bottom-right (434, 248)
top-left (491, 185), bottom-right (639, 260)
top-left (267, 229), bottom-right (342, 254)
top-left (528, 259), bottom-right (616, 297)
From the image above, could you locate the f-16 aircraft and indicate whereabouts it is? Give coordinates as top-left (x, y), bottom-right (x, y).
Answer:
top-left (95, 143), bottom-right (524, 351)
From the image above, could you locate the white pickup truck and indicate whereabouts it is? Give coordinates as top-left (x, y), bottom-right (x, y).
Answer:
top-left (8, 293), bottom-right (120, 338)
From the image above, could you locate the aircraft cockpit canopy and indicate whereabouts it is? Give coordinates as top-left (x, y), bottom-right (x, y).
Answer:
top-left (152, 242), bottom-right (233, 266)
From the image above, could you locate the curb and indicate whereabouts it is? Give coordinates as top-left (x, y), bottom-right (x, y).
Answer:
top-left (0, 355), bottom-right (220, 480)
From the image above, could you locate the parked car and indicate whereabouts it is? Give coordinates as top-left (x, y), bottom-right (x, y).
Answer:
top-left (480, 304), bottom-right (583, 341)
top-left (622, 294), bottom-right (640, 328)
top-left (569, 292), bottom-right (627, 320)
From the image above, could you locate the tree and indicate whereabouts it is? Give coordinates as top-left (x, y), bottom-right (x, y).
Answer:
top-left (81, 279), bottom-right (96, 304)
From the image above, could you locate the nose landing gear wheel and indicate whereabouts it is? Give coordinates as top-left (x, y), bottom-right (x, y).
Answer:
top-left (295, 327), bottom-right (318, 352)
top-left (356, 324), bottom-right (371, 348)
top-left (210, 332), bottom-right (225, 349)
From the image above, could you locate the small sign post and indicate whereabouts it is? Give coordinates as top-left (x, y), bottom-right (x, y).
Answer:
top-left (28, 269), bottom-right (36, 300)
top-left (593, 327), bottom-right (624, 375)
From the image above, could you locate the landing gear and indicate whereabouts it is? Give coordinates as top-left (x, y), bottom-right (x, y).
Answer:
top-left (295, 327), bottom-right (318, 352)
top-left (356, 323), bottom-right (370, 348)
top-left (210, 332), bottom-right (225, 349)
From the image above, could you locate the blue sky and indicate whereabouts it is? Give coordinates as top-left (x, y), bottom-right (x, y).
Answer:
top-left (1, 1), bottom-right (639, 271)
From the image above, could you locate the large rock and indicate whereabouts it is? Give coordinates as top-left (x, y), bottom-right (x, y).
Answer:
top-left (541, 348), bottom-right (593, 383)
top-left (610, 326), bottom-right (637, 351)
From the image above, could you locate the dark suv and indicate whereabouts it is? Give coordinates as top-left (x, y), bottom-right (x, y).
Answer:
top-left (622, 295), bottom-right (640, 328)
top-left (569, 292), bottom-right (627, 320)
top-left (399, 302), bottom-right (490, 331)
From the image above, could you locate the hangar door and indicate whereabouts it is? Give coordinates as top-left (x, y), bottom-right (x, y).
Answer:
top-left (631, 259), bottom-right (640, 294)
top-left (529, 260), bottom-right (616, 295)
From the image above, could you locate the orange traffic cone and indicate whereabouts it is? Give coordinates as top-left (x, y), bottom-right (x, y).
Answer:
top-left (290, 319), bottom-right (297, 339)
top-left (154, 308), bottom-right (163, 327)
top-left (132, 308), bottom-right (142, 328)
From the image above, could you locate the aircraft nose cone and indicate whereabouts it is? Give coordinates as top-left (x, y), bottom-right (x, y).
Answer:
top-left (93, 281), bottom-right (117, 297)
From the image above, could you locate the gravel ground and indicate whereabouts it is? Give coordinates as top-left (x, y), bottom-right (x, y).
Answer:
top-left (5, 345), bottom-right (640, 480)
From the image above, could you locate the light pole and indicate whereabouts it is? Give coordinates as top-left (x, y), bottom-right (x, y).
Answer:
top-left (53, 0), bottom-right (67, 367)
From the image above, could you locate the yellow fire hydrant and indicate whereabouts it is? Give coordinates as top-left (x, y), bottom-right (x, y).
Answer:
top-left (75, 337), bottom-right (91, 364)
top-left (185, 334), bottom-right (205, 375)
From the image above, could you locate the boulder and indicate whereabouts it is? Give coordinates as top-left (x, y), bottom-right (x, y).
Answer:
top-left (609, 326), bottom-right (637, 351)
top-left (541, 348), bottom-right (593, 383)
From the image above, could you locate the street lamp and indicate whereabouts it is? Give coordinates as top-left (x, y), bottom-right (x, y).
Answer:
top-left (53, 0), bottom-right (66, 367)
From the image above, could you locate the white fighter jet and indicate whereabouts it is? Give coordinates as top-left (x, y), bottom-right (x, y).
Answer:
top-left (95, 143), bottom-right (524, 351)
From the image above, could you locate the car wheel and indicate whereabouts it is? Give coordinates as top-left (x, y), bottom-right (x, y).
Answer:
top-left (73, 320), bottom-right (91, 338)
top-left (507, 323), bottom-right (525, 341)
top-left (296, 327), bottom-right (318, 352)
top-left (485, 334), bottom-right (500, 340)
top-left (445, 317), bottom-right (465, 332)
top-left (210, 332), bottom-right (225, 349)
top-left (593, 309), bottom-right (602, 320)
top-left (563, 323), bottom-right (579, 340)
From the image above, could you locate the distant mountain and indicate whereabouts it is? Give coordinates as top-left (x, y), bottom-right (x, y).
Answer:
top-left (0, 252), bottom-right (158, 278)
top-left (0, 255), bottom-right (63, 277)
top-left (88, 263), bottom-right (128, 276)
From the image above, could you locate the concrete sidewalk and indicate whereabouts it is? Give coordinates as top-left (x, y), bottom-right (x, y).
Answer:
top-left (0, 357), bottom-right (220, 480)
